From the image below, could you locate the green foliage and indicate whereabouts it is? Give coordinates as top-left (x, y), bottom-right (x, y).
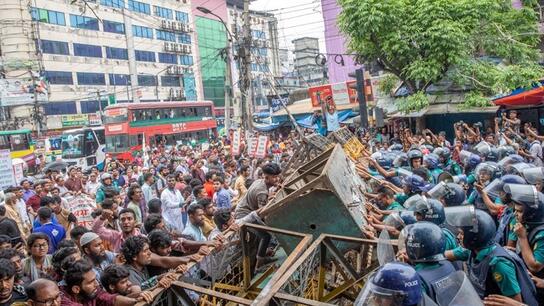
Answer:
top-left (338, 0), bottom-right (543, 103)
top-left (397, 91), bottom-right (429, 113)
top-left (378, 74), bottom-right (399, 95)
top-left (459, 91), bottom-right (493, 109)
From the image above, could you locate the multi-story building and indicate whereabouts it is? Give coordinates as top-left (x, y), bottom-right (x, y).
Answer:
top-left (292, 37), bottom-right (327, 86)
top-left (0, 0), bottom-right (200, 132)
top-left (226, 0), bottom-right (281, 112)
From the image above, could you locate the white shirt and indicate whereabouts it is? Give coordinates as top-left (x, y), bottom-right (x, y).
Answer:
top-left (160, 188), bottom-right (185, 233)
top-left (16, 198), bottom-right (30, 224)
top-left (85, 181), bottom-right (100, 196)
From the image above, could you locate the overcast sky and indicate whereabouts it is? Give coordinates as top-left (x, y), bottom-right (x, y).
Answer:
top-left (250, 0), bottom-right (326, 51)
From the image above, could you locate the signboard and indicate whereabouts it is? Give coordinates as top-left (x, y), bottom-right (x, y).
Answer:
top-left (268, 94), bottom-right (289, 112)
top-left (331, 82), bottom-right (350, 105)
top-left (0, 77), bottom-right (48, 106)
top-left (0, 150), bottom-right (15, 189)
top-left (88, 113), bottom-right (102, 126)
top-left (255, 135), bottom-right (269, 158)
top-left (62, 114), bottom-right (89, 127)
top-left (231, 130), bottom-right (241, 156)
top-left (309, 82), bottom-right (362, 109)
top-left (67, 195), bottom-right (96, 229)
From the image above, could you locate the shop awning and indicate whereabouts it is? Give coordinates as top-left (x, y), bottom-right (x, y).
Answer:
top-left (389, 104), bottom-right (498, 118)
top-left (493, 85), bottom-right (544, 106)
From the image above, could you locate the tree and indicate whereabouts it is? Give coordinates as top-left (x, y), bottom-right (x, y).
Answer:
top-left (338, 0), bottom-right (544, 110)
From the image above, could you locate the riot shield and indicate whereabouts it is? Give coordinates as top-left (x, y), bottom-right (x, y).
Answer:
top-left (444, 206), bottom-right (478, 232)
top-left (436, 271), bottom-right (484, 306)
top-left (503, 183), bottom-right (539, 207)
top-left (522, 167), bottom-right (544, 185)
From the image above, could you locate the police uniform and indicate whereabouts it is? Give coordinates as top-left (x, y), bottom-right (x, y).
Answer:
top-left (444, 159), bottom-right (463, 176)
top-left (415, 261), bottom-right (456, 302)
top-left (395, 194), bottom-right (409, 206)
top-left (429, 168), bottom-right (443, 185)
top-left (386, 201), bottom-right (404, 211)
top-left (467, 244), bottom-right (538, 306)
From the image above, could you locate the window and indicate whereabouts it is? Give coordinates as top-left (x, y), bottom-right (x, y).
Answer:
top-left (109, 74), bottom-right (129, 85)
top-left (30, 8), bottom-right (66, 26)
top-left (132, 25), bottom-right (153, 38)
top-left (80, 100), bottom-right (100, 113)
top-left (158, 53), bottom-right (177, 64)
top-left (175, 11), bottom-right (189, 23)
top-left (180, 55), bottom-right (193, 66)
top-left (178, 33), bottom-right (191, 44)
top-left (252, 30), bottom-right (265, 39)
top-left (135, 50), bottom-right (155, 62)
top-left (73, 43), bottom-right (102, 58)
top-left (103, 20), bottom-right (125, 34)
top-left (156, 30), bottom-right (176, 42)
top-left (43, 71), bottom-right (73, 84)
top-left (138, 75), bottom-right (157, 86)
top-left (161, 76), bottom-right (181, 87)
top-left (100, 0), bottom-right (124, 8)
top-left (77, 72), bottom-right (106, 85)
top-left (128, 0), bottom-right (150, 15)
top-left (106, 134), bottom-right (129, 153)
top-left (154, 6), bottom-right (173, 20)
top-left (39, 40), bottom-right (70, 55)
top-left (105, 47), bottom-right (128, 60)
top-left (70, 14), bottom-right (99, 30)
top-left (43, 102), bottom-right (77, 115)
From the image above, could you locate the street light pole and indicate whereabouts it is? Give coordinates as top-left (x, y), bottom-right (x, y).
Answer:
top-left (196, 6), bottom-right (236, 134)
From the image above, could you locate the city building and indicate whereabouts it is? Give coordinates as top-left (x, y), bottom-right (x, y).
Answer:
top-left (0, 0), bottom-right (199, 132)
top-left (292, 37), bottom-right (327, 86)
top-left (226, 0), bottom-right (281, 112)
top-left (320, 0), bottom-right (359, 83)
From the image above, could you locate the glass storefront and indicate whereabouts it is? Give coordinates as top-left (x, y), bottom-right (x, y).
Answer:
top-left (196, 17), bottom-right (226, 108)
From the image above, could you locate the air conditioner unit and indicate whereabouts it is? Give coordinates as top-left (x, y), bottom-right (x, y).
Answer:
top-left (164, 42), bottom-right (173, 52)
top-left (170, 21), bottom-right (177, 31)
top-left (161, 20), bottom-right (168, 29)
top-left (167, 66), bottom-right (176, 74)
top-left (186, 45), bottom-right (192, 54)
top-left (169, 88), bottom-right (175, 96)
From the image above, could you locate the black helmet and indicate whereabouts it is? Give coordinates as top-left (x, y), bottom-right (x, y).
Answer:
top-left (445, 206), bottom-right (496, 250)
top-left (402, 222), bottom-right (446, 262)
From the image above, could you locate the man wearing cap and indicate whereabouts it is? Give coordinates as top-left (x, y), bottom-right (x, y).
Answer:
top-left (80, 232), bottom-right (116, 277)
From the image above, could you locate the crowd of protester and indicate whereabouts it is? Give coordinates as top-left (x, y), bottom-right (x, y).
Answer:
top-left (0, 133), bottom-right (291, 305)
top-left (2, 108), bottom-right (544, 306)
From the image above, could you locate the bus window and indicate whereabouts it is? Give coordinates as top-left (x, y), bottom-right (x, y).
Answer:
top-left (205, 106), bottom-right (211, 116)
top-left (129, 134), bottom-right (143, 147)
top-left (95, 129), bottom-right (105, 145)
top-left (10, 134), bottom-right (29, 151)
top-left (84, 130), bottom-right (98, 154)
top-left (105, 134), bottom-right (128, 153)
top-left (0, 136), bottom-right (9, 150)
top-left (155, 110), bottom-right (161, 120)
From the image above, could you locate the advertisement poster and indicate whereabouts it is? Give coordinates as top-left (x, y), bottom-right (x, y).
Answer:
top-left (247, 137), bottom-right (258, 157)
top-left (309, 85), bottom-right (333, 108)
top-left (0, 77), bottom-right (48, 106)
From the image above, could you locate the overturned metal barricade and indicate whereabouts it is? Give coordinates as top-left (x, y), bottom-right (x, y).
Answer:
top-left (136, 223), bottom-right (312, 306)
top-left (268, 234), bottom-right (378, 305)
top-left (262, 144), bottom-right (368, 253)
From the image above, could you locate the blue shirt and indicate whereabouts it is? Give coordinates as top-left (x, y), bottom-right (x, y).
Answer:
top-left (215, 188), bottom-right (232, 209)
top-left (34, 222), bottom-right (66, 254)
top-left (33, 214), bottom-right (59, 229)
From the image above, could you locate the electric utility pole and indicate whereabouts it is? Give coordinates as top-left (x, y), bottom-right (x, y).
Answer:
top-left (239, 0), bottom-right (253, 132)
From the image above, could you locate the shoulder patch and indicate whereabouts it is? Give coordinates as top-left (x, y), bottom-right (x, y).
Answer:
top-left (493, 272), bottom-right (503, 282)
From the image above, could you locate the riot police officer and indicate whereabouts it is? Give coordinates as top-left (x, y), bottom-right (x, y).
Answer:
top-left (446, 207), bottom-right (538, 305)
top-left (401, 222), bottom-right (456, 303)
top-left (423, 154), bottom-right (443, 184)
top-left (433, 147), bottom-right (462, 176)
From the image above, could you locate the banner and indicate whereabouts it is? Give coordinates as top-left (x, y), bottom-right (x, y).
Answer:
top-left (255, 135), bottom-right (269, 159)
top-left (0, 77), bottom-right (48, 106)
top-left (67, 195), bottom-right (96, 229)
top-left (231, 130), bottom-right (241, 156)
top-left (61, 114), bottom-right (89, 127)
top-left (247, 137), bottom-right (258, 157)
top-left (13, 163), bottom-right (24, 184)
top-left (0, 150), bottom-right (15, 189)
top-left (267, 94), bottom-right (289, 112)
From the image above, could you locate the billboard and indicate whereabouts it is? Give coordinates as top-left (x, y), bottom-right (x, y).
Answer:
top-left (267, 93), bottom-right (289, 112)
top-left (0, 77), bottom-right (48, 106)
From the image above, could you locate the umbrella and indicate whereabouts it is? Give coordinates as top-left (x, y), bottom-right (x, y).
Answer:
top-left (43, 160), bottom-right (68, 172)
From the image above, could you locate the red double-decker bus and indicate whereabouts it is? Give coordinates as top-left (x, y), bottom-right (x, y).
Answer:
top-left (104, 101), bottom-right (217, 161)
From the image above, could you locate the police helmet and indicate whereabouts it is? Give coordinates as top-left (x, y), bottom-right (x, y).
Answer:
top-left (423, 153), bottom-right (440, 170)
top-left (445, 207), bottom-right (496, 250)
top-left (355, 262), bottom-right (422, 306)
top-left (414, 198), bottom-right (446, 226)
top-left (443, 183), bottom-right (466, 206)
top-left (402, 222), bottom-right (446, 262)
top-left (402, 175), bottom-right (432, 194)
top-left (433, 147), bottom-right (451, 163)
top-left (497, 146), bottom-right (516, 160)
top-left (522, 167), bottom-right (544, 185)
top-left (486, 147), bottom-right (499, 162)
top-left (407, 149), bottom-right (423, 161)
top-left (474, 162), bottom-right (498, 182)
top-left (393, 153), bottom-right (409, 168)
top-left (503, 184), bottom-right (544, 225)
top-left (389, 143), bottom-right (404, 152)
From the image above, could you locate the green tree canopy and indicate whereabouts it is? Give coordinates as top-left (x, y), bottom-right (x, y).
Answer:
top-left (338, 0), bottom-right (543, 106)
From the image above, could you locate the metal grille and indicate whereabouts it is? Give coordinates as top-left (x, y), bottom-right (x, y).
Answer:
top-left (306, 134), bottom-right (334, 150)
top-left (278, 246), bottom-right (320, 299)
